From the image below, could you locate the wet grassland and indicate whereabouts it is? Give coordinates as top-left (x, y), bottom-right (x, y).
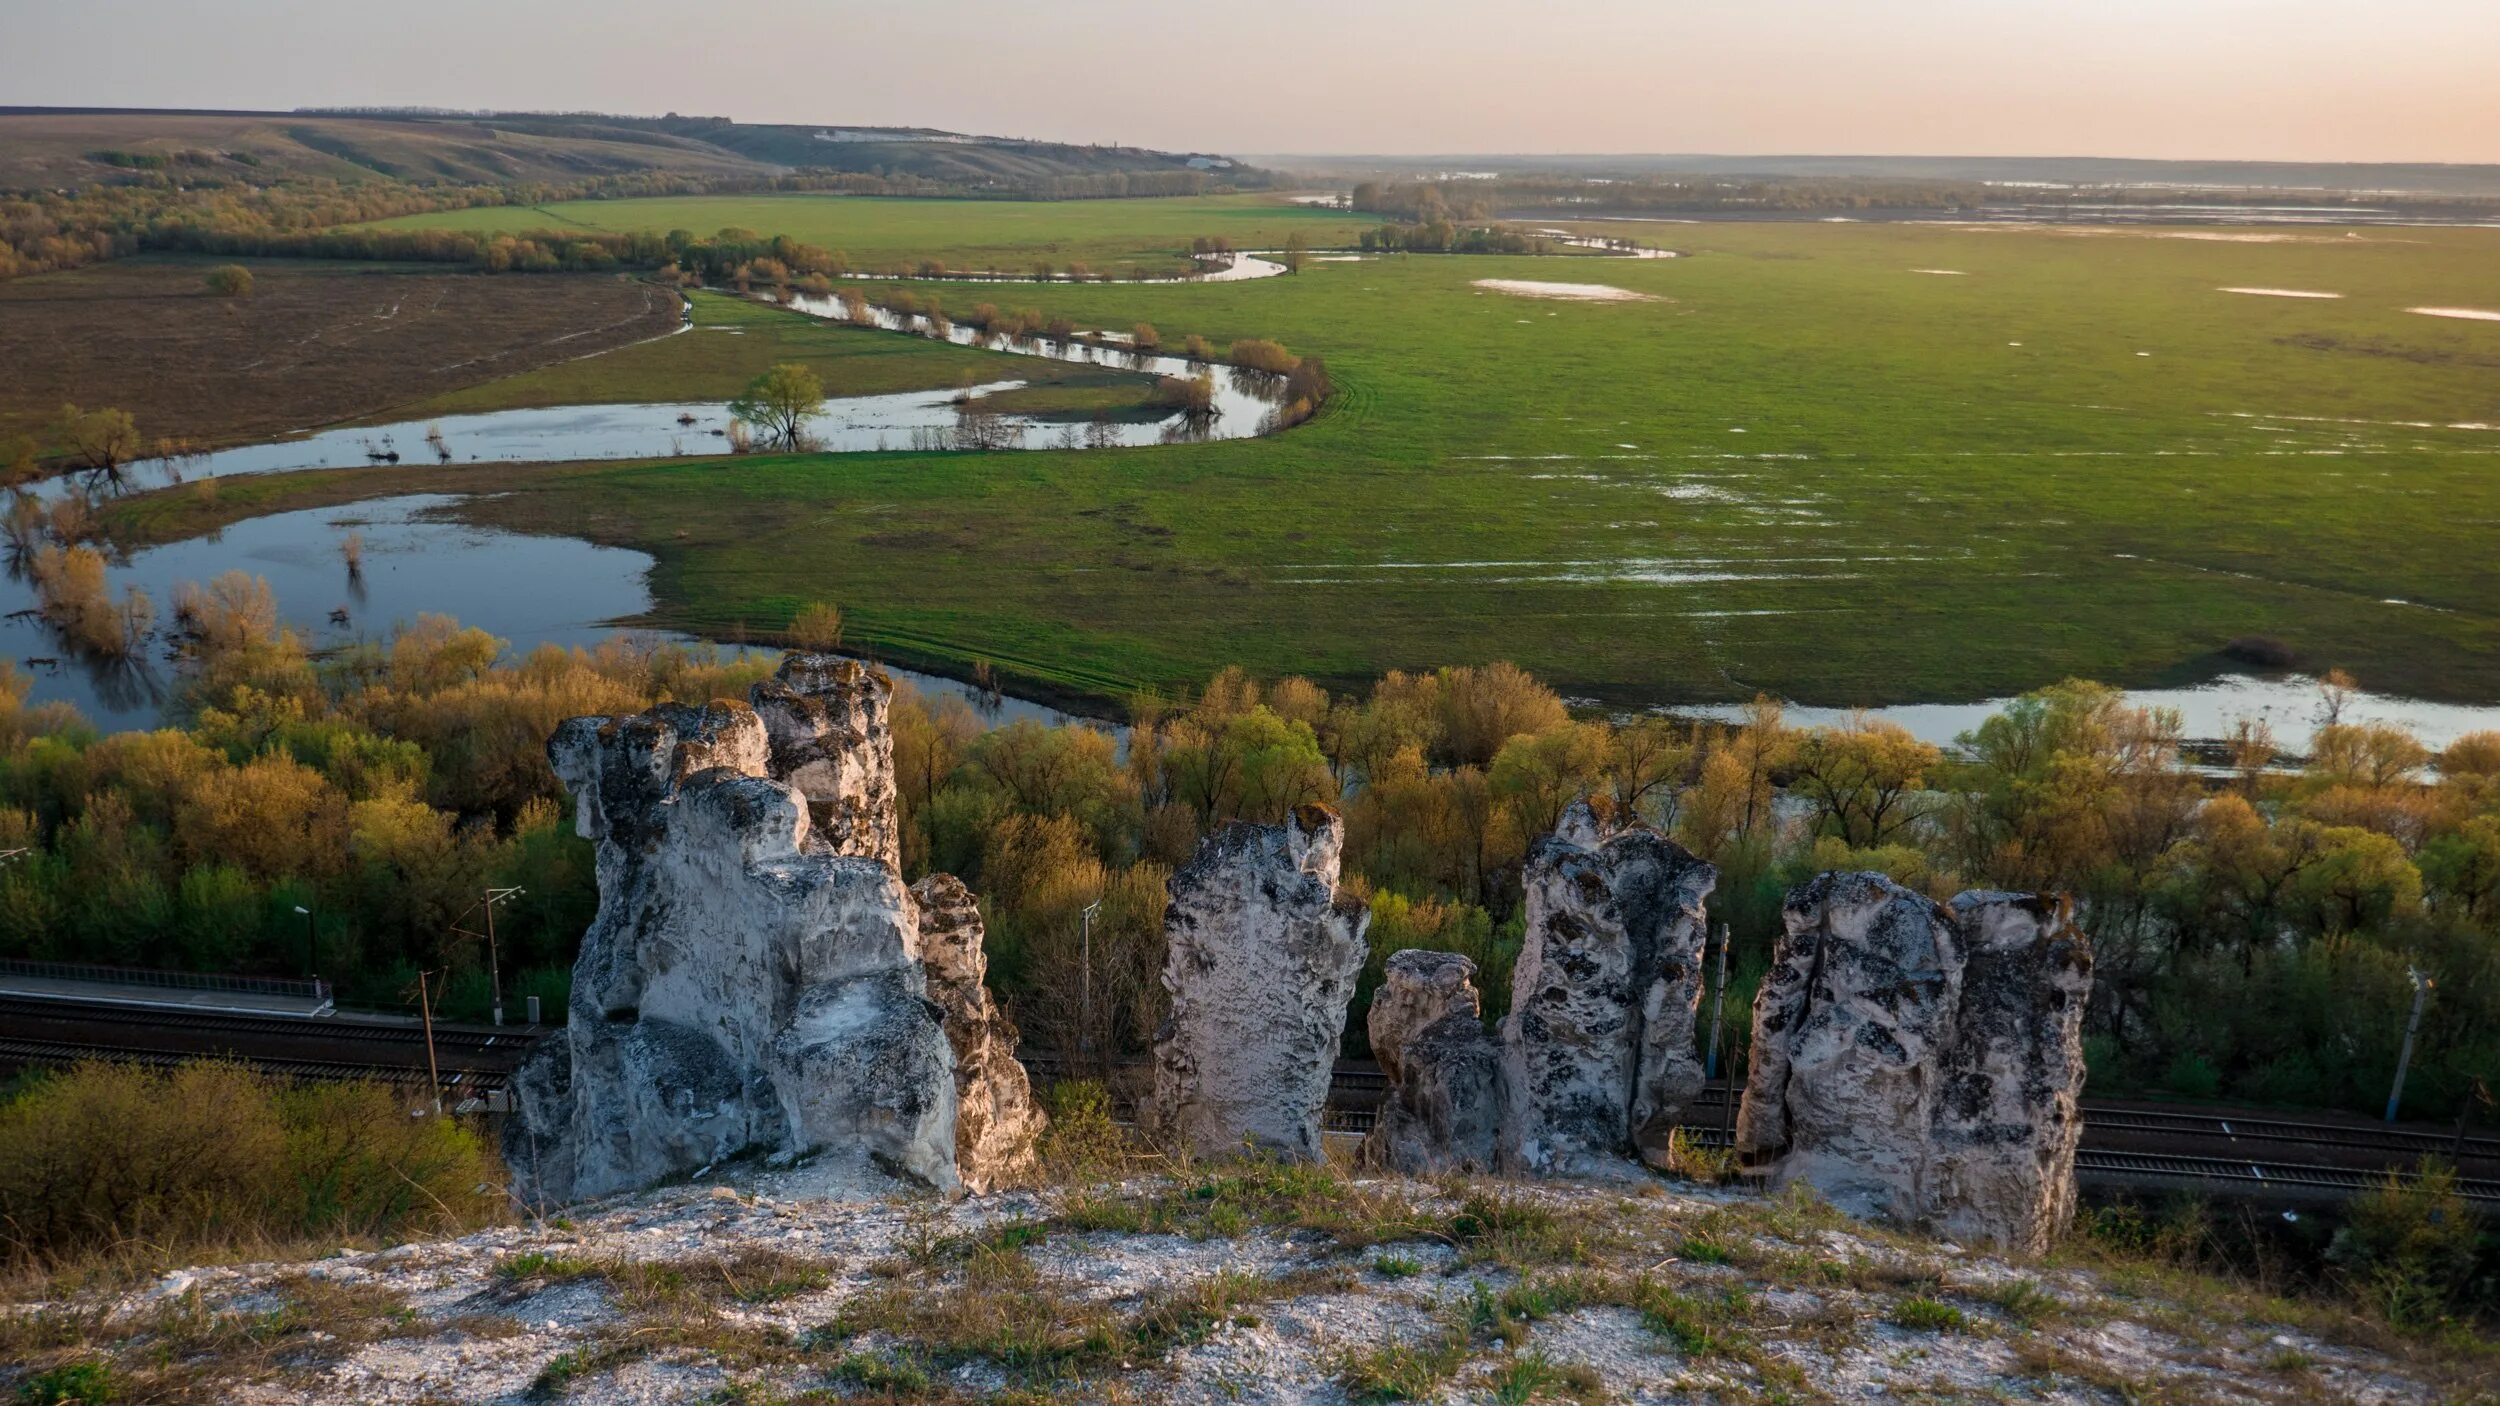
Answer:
top-left (99, 204), bottom-right (2500, 710)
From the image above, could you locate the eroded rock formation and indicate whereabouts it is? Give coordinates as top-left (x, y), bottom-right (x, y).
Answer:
top-left (505, 656), bottom-right (1004, 1206)
top-left (1930, 892), bottom-right (2094, 1255)
top-left (1500, 803), bottom-right (1717, 1178)
top-left (1362, 950), bottom-right (1499, 1174)
top-left (1735, 872), bottom-right (2093, 1252)
top-left (913, 874), bottom-right (1047, 1194)
top-left (1146, 805), bottom-right (1369, 1162)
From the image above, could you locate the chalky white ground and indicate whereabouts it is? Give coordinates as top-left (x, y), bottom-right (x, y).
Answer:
top-left (14, 1166), bottom-right (2452, 1405)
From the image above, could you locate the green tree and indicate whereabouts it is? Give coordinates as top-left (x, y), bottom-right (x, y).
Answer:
top-left (204, 264), bottom-right (254, 297)
top-left (726, 362), bottom-right (824, 447)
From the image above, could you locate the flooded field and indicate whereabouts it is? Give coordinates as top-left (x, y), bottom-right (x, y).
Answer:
top-left (18, 494), bottom-right (2493, 751)
top-left (0, 496), bottom-right (1091, 734)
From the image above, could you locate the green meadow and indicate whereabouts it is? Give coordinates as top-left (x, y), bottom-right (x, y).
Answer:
top-left (150, 200), bottom-right (2500, 708)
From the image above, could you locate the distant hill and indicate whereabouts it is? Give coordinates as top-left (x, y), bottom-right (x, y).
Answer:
top-left (1259, 151), bottom-right (2500, 199)
top-left (0, 107), bottom-right (1257, 193)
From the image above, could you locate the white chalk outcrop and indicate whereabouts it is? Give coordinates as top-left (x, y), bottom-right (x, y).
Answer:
top-left (913, 873), bottom-right (1047, 1194)
top-left (1930, 891), bottom-right (2095, 1255)
top-left (1362, 950), bottom-right (1500, 1174)
top-left (1146, 805), bottom-right (1369, 1162)
top-left (506, 655), bottom-right (1034, 1207)
top-left (1735, 872), bottom-right (2093, 1252)
top-left (1500, 803), bottom-right (1717, 1177)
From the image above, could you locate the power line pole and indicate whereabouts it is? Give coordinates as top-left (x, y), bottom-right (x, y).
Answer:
top-left (1080, 898), bottom-right (1102, 1074)
top-left (1704, 923), bottom-right (1730, 1080)
top-left (415, 968), bottom-right (443, 1117)
top-left (449, 886), bottom-right (525, 1027)
top-left (2385, 967), bottom-right (2432, 1124)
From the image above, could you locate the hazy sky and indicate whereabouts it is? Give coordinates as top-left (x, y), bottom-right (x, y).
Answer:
top-left (8, 0), bottom-right (2496, 163)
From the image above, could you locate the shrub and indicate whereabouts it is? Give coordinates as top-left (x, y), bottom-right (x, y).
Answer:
top-left (789, 601), bottom-right (842, 653)
top-left (1227, 338), bottom-right (1299, 375)
top-left (2328, 1161), bottom-right (2485, 1330)
top-left (0, 1061), bottom-right (502, 1273)
top-left (203, 265), bottom-right (253, 298)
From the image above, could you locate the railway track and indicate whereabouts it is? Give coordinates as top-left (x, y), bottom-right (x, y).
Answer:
top-left (10, 999), bottom-right (2495, 1204)
top-left (0, 1035), bottom-right (509, 1095)
top-left (0, 994), bottom-right (526, 1059)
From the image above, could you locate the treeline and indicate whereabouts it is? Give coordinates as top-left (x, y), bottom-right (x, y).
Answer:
top-left (0, 165), bottom-right (1251, 283)
top-left (0, 561), bottom-right (2490, 1120)
top-left (1350, 174), bottom-right (2500, 222)
top-left (888, 668), bottom-right (2500, 1122)
top-left (0, 595), bottom-right (784, 1020)
top-left (1358, 221), bottom-right (1548, 254)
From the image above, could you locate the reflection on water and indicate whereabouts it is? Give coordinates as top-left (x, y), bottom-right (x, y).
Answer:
top-left (1669, 676), bottom-right (2500, 755)
top-left (776, 291), bottom-right (1288, 445)
top-left (0, 495), bottom-right (1102, 736)
top-left (19, 293), bottom-right (1292, 506)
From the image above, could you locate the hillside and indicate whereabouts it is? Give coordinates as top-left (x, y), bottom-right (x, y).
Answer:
top-left (3, 1165), bottom-right (2478, 1404)
top-left (0, 107), bottom-right (1258, 193)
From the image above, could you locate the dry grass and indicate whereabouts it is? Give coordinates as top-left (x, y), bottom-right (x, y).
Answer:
top-left (0, 258), bottom-right (679, 448)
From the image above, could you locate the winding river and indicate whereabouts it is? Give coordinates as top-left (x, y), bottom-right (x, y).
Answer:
top-left (10, 244), bottom-right (2498, 748)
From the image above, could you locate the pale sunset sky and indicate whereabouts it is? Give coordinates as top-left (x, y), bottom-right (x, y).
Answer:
top-left (6, 0), bottom-right (2494, 162)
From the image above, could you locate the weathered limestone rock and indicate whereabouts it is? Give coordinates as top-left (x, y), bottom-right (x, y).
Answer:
top-left (913, 874), bottom-right (1047, 1194)
top-left (1500, 803), bottom-right (1717, 1178)
top-left (1146, 805), bottom-right (1369, 1162)
top-left (1735, 873), bottom-right (2094, 1252)
top-left (1929, 892), bottom-right (2094, 1255)
top-left (1362, 950), bottom-right (1499, 1174)
top-left (504, 655), bottom-right (959, 1206)
top-left (1736, 872), bottom-right (1962, 1221)
top-left (751, 656), bottom-right (901, 870)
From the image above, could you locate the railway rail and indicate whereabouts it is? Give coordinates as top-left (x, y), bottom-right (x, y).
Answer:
top-left (8, 997), bottom-right (2495, 1205)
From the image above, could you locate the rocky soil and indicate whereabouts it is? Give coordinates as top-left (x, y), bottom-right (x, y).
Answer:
top-left (5, 1160), bottom-right (2478, 1405)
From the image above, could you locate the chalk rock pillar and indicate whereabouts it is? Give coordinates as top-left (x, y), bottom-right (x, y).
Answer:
top-left (912, 874), bottom-right (1047, 1194)
top-left (503, 656), bottom-right (958, 1206)
top-left (1362, 950), bottom-right (1500, 1174)
top-left (1735, 871), bottom-right (1963, 1222)
top-left (1499, 803), bottom-right (1717, 1177)
top-left (1929, 892), bottom-right (2094, 1254)
top-left (1147, 805), bottom-right (1369, 1162)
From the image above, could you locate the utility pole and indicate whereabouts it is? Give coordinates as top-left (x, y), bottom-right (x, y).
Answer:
top-left (293, 903), bottom-right (317, 980)
top-left (2385, 967), bottom-right (2432, 1124)
top-left (450, 886), bottom-right (525, 1027)
top-left (1079, 898), bottom-right (1102, 1072)
top-left (415, 969), bottom-right (443, 1116)
top-left (1704, 923), bottom-right (1730, 1080)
